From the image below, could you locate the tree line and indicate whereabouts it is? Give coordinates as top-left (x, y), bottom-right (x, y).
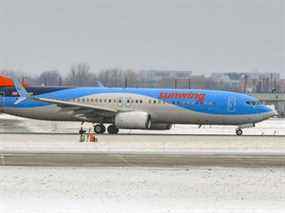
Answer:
top-left (0, 63), bottom-right (138, 87)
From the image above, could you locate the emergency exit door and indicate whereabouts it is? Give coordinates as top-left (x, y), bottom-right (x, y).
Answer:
top-left (117, 96), bottom-right (133, 109)
top-left (227, 96), bottom-right (237, 112)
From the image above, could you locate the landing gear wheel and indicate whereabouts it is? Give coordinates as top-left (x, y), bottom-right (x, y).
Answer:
top-left (94, 124), bottom-right (106, 134)
top-left (236, 128), bottom-right (243, 136)
top-left (107, 125), bottom-right (119, 134)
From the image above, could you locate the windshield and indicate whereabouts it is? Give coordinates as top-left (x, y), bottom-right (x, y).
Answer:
top-left (246, 100), bottom-right (262, 106)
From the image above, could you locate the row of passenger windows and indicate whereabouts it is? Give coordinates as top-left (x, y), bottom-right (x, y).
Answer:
top-left (73, 98), bottom-right (214, 106)
top-left (74, 98), bottom-right (144, 104)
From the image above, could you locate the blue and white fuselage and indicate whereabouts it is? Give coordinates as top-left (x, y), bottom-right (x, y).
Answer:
top-left (0, 85), bottom-right (274, 135)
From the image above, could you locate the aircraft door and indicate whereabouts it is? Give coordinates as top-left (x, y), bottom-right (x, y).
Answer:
top-left (227, 96), bottom-right (237, 112)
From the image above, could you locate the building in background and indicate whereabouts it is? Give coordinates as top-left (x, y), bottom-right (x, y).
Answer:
top-left (211, 72), bottom-right (281, 93)
top-left (137, 70), bottom-right (192, 88)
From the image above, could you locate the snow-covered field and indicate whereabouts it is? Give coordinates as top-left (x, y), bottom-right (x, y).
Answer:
top-left (1, 114), bottom-right (285, 135)
top-left (1, 114), bottom-right (285, 212)
top-left (1, 166), bottom-right (285, 213)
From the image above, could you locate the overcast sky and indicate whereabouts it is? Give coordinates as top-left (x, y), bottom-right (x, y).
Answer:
top-left (0, 0), bottom-right (284, 76)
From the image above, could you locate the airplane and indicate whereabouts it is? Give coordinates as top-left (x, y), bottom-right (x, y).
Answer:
top-left (0, 77), bottom-right (274, 135)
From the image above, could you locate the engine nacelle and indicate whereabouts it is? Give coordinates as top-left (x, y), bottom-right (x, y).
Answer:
top-left (115, 111), bottom-right (151, 129)
top-left (149, 123), bottom-right (172, 130)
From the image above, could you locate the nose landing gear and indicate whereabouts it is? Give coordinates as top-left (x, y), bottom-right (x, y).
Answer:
top-left (235, 128), bottom-right (243, 136)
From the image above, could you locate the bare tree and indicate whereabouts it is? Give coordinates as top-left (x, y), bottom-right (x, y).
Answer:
top-left (98, 68), bottom-right (138, 87)
top-left (0, 69), bottom-right (35, 86)
top-left (0, 69), bottom-right (28, 79)
top-left (124, 69), bottom-right (138, 87)
top-left (98, 68), bottom-right (122, 87)
top-left (66, 63), bottom-right (96, 86)
top-left (38, 70), bottom-right (63, 86)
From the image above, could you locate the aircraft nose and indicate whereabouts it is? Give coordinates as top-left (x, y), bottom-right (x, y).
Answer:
top-left (263, 105), bottom-right (276, 118)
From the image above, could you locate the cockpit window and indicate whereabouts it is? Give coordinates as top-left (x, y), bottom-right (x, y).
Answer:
top-left (246, 100), bottom-right (261, 106)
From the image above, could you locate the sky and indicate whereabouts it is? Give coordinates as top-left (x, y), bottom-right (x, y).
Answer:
top-left (0, 0), bottom-right (284, 76)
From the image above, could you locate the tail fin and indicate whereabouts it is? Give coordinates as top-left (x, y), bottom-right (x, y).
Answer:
top-left (11, 77), bottom-right (30, 104)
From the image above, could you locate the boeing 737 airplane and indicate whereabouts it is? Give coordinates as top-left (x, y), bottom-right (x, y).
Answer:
top-left (0, 77), bottom-right (274, 135)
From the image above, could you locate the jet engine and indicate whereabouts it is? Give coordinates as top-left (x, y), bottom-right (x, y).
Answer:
top-left (149, 123), bottom-right (172, 130)
top-left (115, 111), bottom-right (151, 129)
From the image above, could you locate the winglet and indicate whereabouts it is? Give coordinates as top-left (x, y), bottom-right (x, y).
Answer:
top-left (96, 80), bottom-right (105, 88)
top-left (11, 76), bottom-right (30, 104)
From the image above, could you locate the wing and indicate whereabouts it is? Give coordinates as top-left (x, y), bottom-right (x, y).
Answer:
top-left (33, 97), bottom-right (118, 121)
top-left (10, 77), bottom-right (118, 121)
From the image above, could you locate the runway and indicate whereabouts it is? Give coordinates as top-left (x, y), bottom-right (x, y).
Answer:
top-left (2, 152), bottom-right (285, 167)
top-left (1, 133), bottom-right (285, 167)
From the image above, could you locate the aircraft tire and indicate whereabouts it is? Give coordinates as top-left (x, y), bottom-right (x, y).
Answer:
top-left (236, 128), bottom-right (243, 136)
top-left (94, 124), bottom-right (106, 134)
top-left (107, 125), bottom-right (119, 134)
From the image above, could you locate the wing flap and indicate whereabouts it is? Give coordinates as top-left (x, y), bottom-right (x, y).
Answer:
top-left (33, 97), bottom-right (117, 120)
top-left (34, 97), bottom-right (117, 113)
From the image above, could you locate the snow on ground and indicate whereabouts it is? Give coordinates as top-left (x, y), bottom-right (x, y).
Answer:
top-left (1, 133), bottom-right (285, 154)
top-left (0, 166), bottom-right (285, 213)
top-left (1, 114), bottom-right (285, 212)
top-left (1, 113), bottom-right (285, 135)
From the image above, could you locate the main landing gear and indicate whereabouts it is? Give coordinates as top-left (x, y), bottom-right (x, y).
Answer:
top-left (235, 128), bottom-right (243, 136)
top-left (93, 124), bottom-right (119, 134)
top-left (94, 124), bottom-right (106, 134)
top-left (107, 125), bottom-right (119, 134)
